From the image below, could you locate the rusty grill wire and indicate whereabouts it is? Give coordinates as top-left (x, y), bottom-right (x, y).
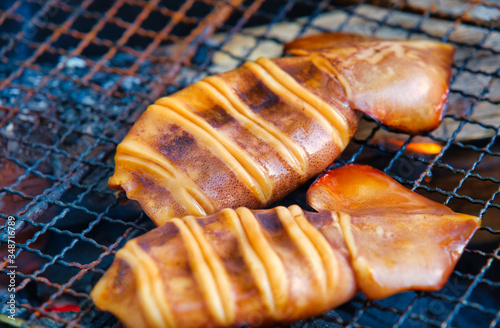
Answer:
top-left (0, 0), bottom-right (499, 327)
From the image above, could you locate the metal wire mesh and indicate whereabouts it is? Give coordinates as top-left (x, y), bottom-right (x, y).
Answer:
top-left (0, 0), bottom-right (498, 327)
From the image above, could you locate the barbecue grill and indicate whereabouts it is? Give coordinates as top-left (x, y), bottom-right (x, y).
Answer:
top-left (0, 0), bottom-right (499, 327)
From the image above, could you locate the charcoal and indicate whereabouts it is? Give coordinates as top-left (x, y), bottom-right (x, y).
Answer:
top-left (58, 56), bottom-right (87, 70)
top-left (119, 75), bottom-right (141, 91)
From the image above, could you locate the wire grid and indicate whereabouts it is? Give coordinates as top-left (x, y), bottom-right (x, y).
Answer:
top-left (0, 0), bottom-right (499, 327)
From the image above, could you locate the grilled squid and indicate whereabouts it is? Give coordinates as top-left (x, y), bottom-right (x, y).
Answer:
top-left (108, 33), bottom-right (455, 225)
top-left (92, 165), bottom-right (479, 328)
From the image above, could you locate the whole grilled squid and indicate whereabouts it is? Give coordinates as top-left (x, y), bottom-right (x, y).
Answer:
top-left (109, 33), bottom-right (455, 225)
top-left (92, 165), bottom-right (479, 328)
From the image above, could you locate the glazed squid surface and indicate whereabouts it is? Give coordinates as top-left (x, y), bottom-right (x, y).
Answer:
top-left (92, 165), bottom-right (479, 328)
top-left (109, 33), bottom-right (455, 225)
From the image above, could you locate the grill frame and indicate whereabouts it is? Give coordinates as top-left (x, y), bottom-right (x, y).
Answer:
top-left (0, 0), bottom-right (499, 327)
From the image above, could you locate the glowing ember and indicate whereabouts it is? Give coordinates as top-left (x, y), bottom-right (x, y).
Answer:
top-left (382, 139), bottom-right (443, 155)
top-left (45, 304), bottom-right (81, 312)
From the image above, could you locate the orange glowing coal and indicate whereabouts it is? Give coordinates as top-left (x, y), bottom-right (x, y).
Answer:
top-left (382, 139), bottom-right (443, 155)
top-left (46, 304), bottom-right (81, 312)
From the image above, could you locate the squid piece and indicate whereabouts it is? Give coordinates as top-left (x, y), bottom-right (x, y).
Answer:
top-left (307, 164), bottom-right (480, 299)
top-left (91, 165), bottom-right (479, 328)
top-left (108, 33), bottom-right (455, 225)
top-left (285, 34), bottom-right (455, 134)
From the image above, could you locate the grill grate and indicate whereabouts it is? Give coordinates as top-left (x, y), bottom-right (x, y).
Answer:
top-left (0, 0), bottom-right (499, 327)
